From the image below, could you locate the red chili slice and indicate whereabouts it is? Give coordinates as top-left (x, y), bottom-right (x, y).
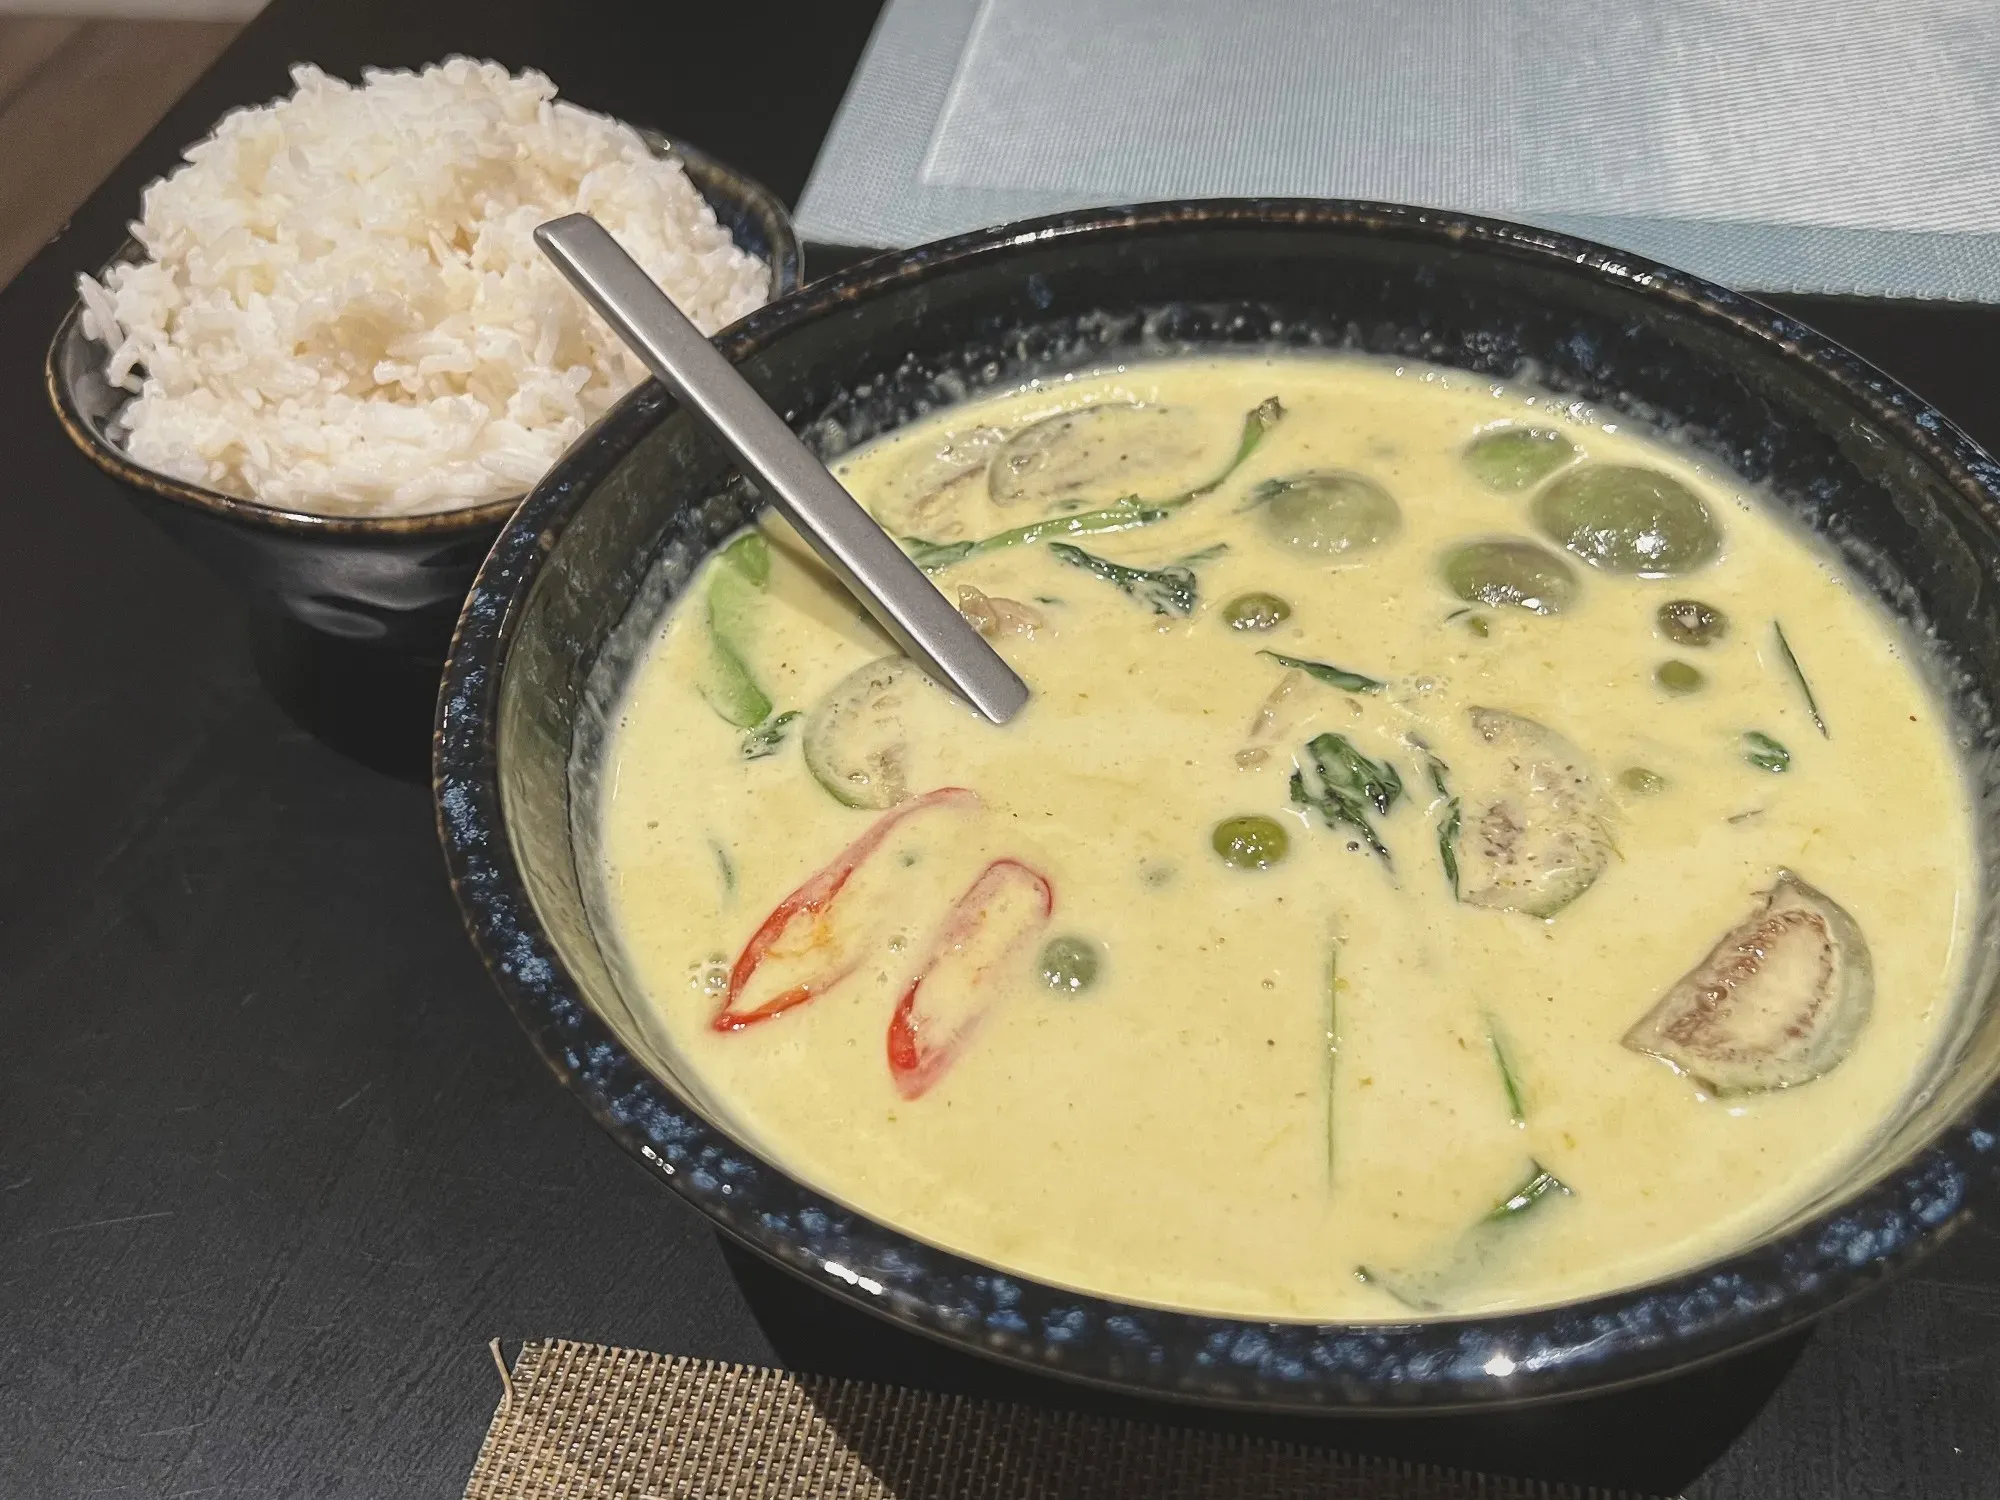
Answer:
top-left (886, 857), bottom-right (1055, 1099)
top-left (713, 786), bottom-right (979, 1033)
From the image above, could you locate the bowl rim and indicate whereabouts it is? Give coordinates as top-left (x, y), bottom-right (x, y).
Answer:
top-left (434, 197), bottom-right (2000, 1412)
top-left (44, 133), bottom-right (803, 540)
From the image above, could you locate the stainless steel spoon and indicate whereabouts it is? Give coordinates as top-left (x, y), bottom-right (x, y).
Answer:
top-left (535, 213), bottom-right (1029, 726)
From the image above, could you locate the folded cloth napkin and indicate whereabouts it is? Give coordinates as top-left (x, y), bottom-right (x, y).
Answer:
top-left (463, 1339), bottom-right (1672, 1498)
top-left (798, 0), bottom-right (2000, 299)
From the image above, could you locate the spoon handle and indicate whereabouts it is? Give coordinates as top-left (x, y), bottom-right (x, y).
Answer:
top-left (535, 214), bottom-right (1029, 726)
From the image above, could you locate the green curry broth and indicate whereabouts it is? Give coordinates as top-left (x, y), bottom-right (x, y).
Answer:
top-left (595, 354), bottom-right (1971, 1320)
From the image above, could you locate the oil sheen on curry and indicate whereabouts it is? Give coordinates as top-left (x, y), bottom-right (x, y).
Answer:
top-left (595, 355), bottom-right (1970, 1320)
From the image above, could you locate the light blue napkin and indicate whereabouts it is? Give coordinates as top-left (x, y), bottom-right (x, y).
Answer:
top-left (797, 0), bottom-right (2000, 299)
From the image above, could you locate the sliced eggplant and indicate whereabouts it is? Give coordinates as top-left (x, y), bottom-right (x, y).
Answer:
top-left (872, 426), bottom-right (1008, 536)
top-left (803, 655), bottom-right (932, 809)
top-left (1456, 708), bottom-right (1612, 917)
top-left (1622, 871), bottom-right (1873, 1093)
top-left (988, 404), bottom-right (1210, 509)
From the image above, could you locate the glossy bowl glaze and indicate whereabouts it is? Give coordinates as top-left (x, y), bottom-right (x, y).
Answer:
top-left (48, 136), bottom-right (801, 659)
top-left (435, 201), bottom-right (2000, 1411)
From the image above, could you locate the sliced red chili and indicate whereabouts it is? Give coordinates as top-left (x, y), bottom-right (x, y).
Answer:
top-left (886, 857), bottom-right (1055, 1099)
top-left (713, 786), bottom-right (979, 1033)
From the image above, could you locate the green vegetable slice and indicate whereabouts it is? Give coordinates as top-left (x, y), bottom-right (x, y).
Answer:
top-left (1462, 427), bottom-right (1577, 491)
top-left (696, 532), bottom-right (775, 728)
top-left (1256, 649), bottom-right (1385, 694)
top-left (1246, 470), bottom-right (1402, 558)
top-left (803, 656), bottom-right (931, 808)
top-left (1441, 538), bottom-right (1579, 615)
top-left (989, 404), bottom-right (1193, 508)
top-left (1455, 708), bottom-right (1612, 917)
top-left (1532, 464), bottom-right (1721, 576)
top-left (1622, 870), bottom-right (1873, 1093)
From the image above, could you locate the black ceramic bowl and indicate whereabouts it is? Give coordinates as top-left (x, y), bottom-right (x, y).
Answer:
top-left (48, 136), bottom-right (801, 661)
top-left (435, 201), bottom-right (2000, 1412)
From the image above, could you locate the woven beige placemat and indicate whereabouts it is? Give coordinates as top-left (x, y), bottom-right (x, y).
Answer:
top-left (463, 1340), bottom-right (1670, 1500)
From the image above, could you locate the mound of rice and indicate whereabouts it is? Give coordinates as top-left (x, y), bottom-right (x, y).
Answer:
top-left (76, 58), bottom-right (772, 517)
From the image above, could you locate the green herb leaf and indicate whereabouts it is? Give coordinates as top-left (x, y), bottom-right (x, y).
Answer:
top-left (1356, 1159), bottom-right (1576, 1312)
top-left (902, 495), bottom-right (1179, 570)
top-left (1325, 945), bottom-right (1340, 1187)
top-left (1047, 542), bottom-right (1206, 616)
top-left (1257, 649), bottom-right (1385, 694)
top-left (1485, 1162), bottom-right (1570, 1221)
top-left (740, 709), bottom-right (802, 761)
top-left (1420, 750), bottom-right (1462, 898)
top-left (1480, 1160), bottom-right (1568, 1224)
top-left (1290, 732), bottom-right (1403, 863)
top-left (710, 839), bottom-right (735, 895)
top-left (1487, 1018), bottom-right (1526, 1126)
top-left (1197, 395), bottom-right (1285, 494)
top-left (1773, 620), bottom-right (1829, 738)
top-left (1353, 1265), bottom-right (1441, 1313)
top-left (1743, 730), bottom-right (1792, 773)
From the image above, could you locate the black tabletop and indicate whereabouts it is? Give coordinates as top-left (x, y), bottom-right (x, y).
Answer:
top-left (6, 3), bottom-right (2000, 1495)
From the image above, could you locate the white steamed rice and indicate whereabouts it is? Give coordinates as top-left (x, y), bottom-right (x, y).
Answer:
top-left (76, 58), bottom-right (772, 517)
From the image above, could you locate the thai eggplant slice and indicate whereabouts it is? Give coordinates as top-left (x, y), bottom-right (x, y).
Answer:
top-left (871, 425), bottom-right (1008, 536)
top-left (1455, 707), bottom-right (1612, 917)
top-left (989, 404), bottom-right (1210, 508)
top-left (1248, 470), bottom-right (1402, 558)
top-left (804, 655), bottom-right (935, 809)
top-left (1622, 871), bottom-right (1874, 1093)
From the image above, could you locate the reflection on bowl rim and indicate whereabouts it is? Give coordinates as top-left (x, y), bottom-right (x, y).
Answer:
top-left (45, 133), bottom-right (803, 541)
top-left (434, 198), bottom-right (2000, 1413)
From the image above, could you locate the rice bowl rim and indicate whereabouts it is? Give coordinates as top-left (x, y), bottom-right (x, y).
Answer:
top-left (46, 132), bottom-right (803, 540)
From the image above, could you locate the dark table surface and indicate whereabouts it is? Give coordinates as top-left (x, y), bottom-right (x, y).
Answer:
top-left (7, 2), bottom-right (2000, 1495)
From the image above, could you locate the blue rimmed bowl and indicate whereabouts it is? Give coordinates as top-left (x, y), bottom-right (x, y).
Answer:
top-left (434, 201), bottom-right (2000, 1411)
top-left (48, 134), bottom-right (800, 661)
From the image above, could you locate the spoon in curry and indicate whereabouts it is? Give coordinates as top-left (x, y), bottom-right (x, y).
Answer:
top-left (535, 213), bottom-right (1029, 726)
